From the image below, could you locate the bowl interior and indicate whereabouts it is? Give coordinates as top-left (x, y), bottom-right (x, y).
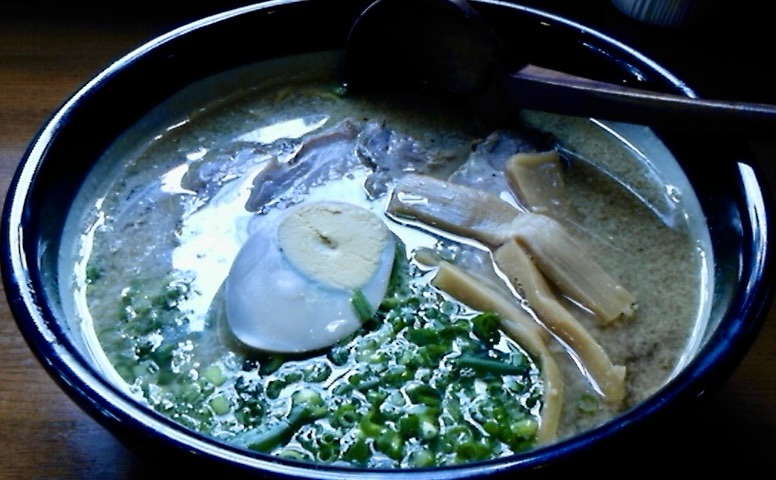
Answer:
top-left (2, 0), bottom-right (772, 477)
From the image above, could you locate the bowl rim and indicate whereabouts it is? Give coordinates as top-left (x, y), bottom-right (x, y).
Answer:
top-left (2, 0), bottom-right (774, 477)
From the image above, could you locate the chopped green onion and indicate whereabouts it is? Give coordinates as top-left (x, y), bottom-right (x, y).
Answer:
top-left (259, 355), bottom-right (285, 375)
top-left (375, 428), bottom-right (405, 460)
top-left (208, 395), bottom-right (230, 415)
top-left (245, 391), bottom-right (326, 452)
top-left (455, 439), bottom-right (491, 463)
top-left (577, 393), bottom-right (601, 414)
top-left (350, 288), bottom-right (374, 323)
top-left (408, 448), bottom-right (435, 467)
top-left (342, 435), bottom-right (370, 465)
top-left (332, 403), bottom-right (360, 429)
top-left (202, 365), bottom-right (226, 386)
top-left (405, 327), bottom-right (441, 346)
top-left (456, 355), bottom-right (526, 376)
top-left (359, 409), bottom-right (384, 438)
top-left (471, 312), bottom-right (501, 345)
top-left (406, 383), bottom-right (442, 407)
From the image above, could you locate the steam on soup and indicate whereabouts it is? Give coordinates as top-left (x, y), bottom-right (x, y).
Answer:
top-left (59, 52), bottom-right (711, 468)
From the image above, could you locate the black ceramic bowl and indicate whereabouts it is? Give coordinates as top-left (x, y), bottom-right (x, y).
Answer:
top-left (2, 0), bottom-right (774, 478)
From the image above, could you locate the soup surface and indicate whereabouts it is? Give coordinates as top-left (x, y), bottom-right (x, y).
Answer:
top-left (59, 53), bottom-right (710, 468)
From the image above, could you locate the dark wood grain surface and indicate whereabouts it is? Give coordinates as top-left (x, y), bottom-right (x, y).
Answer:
top-left (2, 1), bottom-right (774, 478)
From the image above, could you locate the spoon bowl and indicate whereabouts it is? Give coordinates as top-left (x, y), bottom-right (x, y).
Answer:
top-left (345, 0), bottom-right (776, 136)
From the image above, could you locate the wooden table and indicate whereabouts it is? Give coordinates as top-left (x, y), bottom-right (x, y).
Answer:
top-left (2, 2), bottom-right (775, 478)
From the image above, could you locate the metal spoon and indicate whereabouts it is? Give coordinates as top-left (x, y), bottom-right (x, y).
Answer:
top-left (344, 0), bottom-right (776, 137)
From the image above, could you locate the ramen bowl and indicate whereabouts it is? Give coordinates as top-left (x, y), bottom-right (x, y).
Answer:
top-left (2, 0), bottom-right (773, 478)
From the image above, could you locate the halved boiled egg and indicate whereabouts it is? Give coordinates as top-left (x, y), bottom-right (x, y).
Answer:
top-left (224, 201), bottom-right (396, 353)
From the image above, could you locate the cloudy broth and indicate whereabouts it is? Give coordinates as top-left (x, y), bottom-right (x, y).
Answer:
top-left (59, 52), bottom-right (711, 467)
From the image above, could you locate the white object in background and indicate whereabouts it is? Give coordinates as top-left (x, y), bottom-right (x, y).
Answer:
top-left (610, 0), bottom-right (713, 28)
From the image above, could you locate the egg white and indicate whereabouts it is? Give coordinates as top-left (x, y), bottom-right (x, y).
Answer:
top-left (224, 201), bottom-right (396, 353)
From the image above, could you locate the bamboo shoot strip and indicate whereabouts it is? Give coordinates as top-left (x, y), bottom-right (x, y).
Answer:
top-left (494, 239), bottom-right (626, 402)
top-left (504, 151), bottom-right (571, 217)
top-left (431, 261), bottom-right (562, 444)
top-left (509, 213), bottom-right (637, 324)
top-left (387, 174), bottom-right (637, 324)
top-left (387, 173), bottom-right (520, 248)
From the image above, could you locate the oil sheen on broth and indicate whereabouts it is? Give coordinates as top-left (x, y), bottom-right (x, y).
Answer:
top-left (59, 53), bottom-right (710, 468)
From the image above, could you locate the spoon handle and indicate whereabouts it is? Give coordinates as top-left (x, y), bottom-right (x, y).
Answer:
top-left (508, 65), bottom-right (776, 138)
